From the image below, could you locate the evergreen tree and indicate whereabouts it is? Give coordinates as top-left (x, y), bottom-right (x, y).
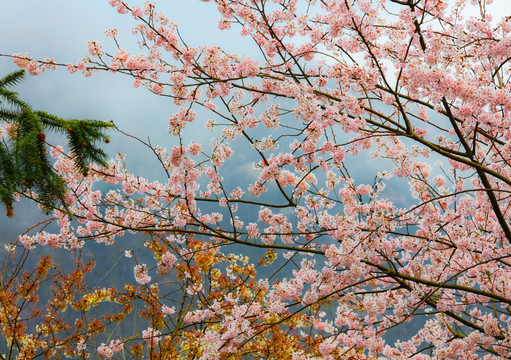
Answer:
top-left (0, 69), bottom-right (112, 216)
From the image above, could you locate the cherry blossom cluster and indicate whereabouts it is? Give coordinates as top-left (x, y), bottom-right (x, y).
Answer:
top-left (5, 0), bottom-right (511, 358)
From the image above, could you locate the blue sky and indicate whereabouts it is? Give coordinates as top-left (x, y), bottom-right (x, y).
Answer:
top-left (0, 1), bottom-right (245, 234)
top-left (0, 0), bottom-right (231, 148)
top-left (1, 0), bottom-right (509, 237)
top-left (1, 1), bottom-right (510, 349)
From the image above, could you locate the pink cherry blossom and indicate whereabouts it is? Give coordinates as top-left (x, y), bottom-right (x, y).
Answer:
top-left (6, 0), bottom-right (511, 358)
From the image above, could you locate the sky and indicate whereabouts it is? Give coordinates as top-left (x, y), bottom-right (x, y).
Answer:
top-left (1, 0), bottom-right (510, 349)
top-left (0, 0), bottom-right (245, 237)
top-left (0, 5), bottom-right (246, 345)
top-left (0, 0), bottom-right (509, 239)
top-left (0, 0), bottom-right (231, 148)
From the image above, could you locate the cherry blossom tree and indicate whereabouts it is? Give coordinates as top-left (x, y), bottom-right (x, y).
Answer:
top-left (2, 0), bottom-right (511, 358)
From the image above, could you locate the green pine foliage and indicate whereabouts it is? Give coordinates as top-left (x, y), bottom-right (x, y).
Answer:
top-left (0, 69), bottom-right (112, 216)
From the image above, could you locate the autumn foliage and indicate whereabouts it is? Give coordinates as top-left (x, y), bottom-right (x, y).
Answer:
top-left (2, 0), bottom-right (511, 358)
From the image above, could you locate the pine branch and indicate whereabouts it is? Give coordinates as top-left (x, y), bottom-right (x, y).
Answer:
top-left (0, 70), bottom-right (112, 216)
top-left (0, 69), bottom-right (25, 89)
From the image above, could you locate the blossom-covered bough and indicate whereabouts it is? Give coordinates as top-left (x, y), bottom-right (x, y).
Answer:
top-left (2, 0), bottom-right (511, 358)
